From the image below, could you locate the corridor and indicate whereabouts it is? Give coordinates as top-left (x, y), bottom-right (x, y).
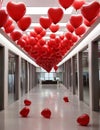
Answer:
top-left (0, 84), bottom-right (100, 130)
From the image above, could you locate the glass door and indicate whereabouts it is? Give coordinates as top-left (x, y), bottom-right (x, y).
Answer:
top-left (8, 52), bottom-right (16, 104)
top-left (82, 48), bottom-right (89, 105)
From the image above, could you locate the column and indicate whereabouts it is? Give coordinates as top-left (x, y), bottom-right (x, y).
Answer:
top-left (71, 57), bottom-right (75, 95)
top-left (15, 56), bottom-right (21, 100)
top-left (0, 46), bottom-right (4, 110)
top-left (89, 40), bottom-right (99, 111)
top-left (77, 52), bottom-right (83, 100)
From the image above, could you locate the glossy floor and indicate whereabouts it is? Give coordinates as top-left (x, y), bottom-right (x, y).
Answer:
top-left (0, 84), bottom-right (100, 130)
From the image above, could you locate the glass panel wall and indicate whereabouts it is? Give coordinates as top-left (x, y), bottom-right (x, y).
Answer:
top-left (21, 59), bottom-right (27, 96)
top-left (74, 55), bottom-right (78, 95)
top-left (8, 52), bottom-right (16, 104)
top-left (82, 48), bottom-right (89, 105)
top-left (36, 67), bottom-right (63, 84)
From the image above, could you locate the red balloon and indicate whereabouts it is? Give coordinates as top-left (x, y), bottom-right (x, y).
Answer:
top-left (65, 32), bottom-right (72, 40)
top-left (3, 18), bottom-right (13, 28)
top-left (17, 38), bottom-right (26, 48)
top-left (73, 0), bottom-right (85, 11)
top-left (0, 9), bottom-right (8, 27)
top-left (77, 113), bottom-right (90, 126)
top-left (70, 15), bottom-right (83, 28)
top-left (40, 29), bottom-right (46, 37)
top-left (49, 24), bottom-right (59, 33)
top-left (75, 25), bottom-right (86, 36)
top-left (48, 8), bottom-right (63, 24)
top-left (28, 36), bottom-right (37, 46)
top-left (50, 33), bottom-right (56, 39)
top-left (63, 96), bottom-right (69, 102)
top-left (84, 18), bottom-right (97, 27)
top-left (24, 99), bottom-right (31, 106)
top-left (10, 31), bottom-right (22, 41)
top-left (39, 16), bottom-right (52, 29)
top-left (20, 107), bottom-right (30, 117)
top-left (41, 108), bottom-right (51, 119)
top-left (4, 24), bottom-right (15, 33)
top-left (17, 16), bottom-right (31, 31)
top-left (34, 26), bottom-right (43, 34)
top-left (71, 34), bottom-right (78, 43)
top-left (58, 0), bottom-right (74, 9)
top-left (30, 31), bottom-right (37, 38)
top-left (54, 65), bottom-right (58, 71)
top-left (66, 23), bottom-right (74, 33)
top-left (81, 1), bottom-right (100, 22)
top-left (59, 35), bottom-right (64, 40)
top-left (6, 1), bottom-right (26, 22)
top-left (38, 38), bottom-right (46, 46)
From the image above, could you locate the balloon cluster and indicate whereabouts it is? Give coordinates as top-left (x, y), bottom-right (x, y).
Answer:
top-left (0, 1), bottom-right (99, 72)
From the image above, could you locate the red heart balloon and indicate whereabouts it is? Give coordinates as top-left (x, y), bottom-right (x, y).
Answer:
top-left (73, 0), bottom-right (85, 11)
top-left (66, 23), bottom-right (74, 33)
top-left (17, 16), bottom-right (31, 31)
top-left (24, 99), bottom-right (31, 106)
top-left (48, 8), bottom-right (63, 24)
top-left (49, 24), bottom-right (59, 33)
top-left (41, 108), bottom-right (51, 119)
top-left (77, 113), bottom-right (90, 126)
top-left (3, 18), bottom-right (13, 28)
top-left (75, 25), bottom-right (86, 36)
top-left (4, 24), bottom-right (15, 33)
top-left (39, 16), bottom-right (52, 29)
top-left (63, 96), bottom-right (69, 102)
top-left (6, 1), bottom-right (26, 22)
top-left (50, 33), bottom-right (56, 39)
top-left (34, 26), bottom-right (43, 34)
top-left (0, 9), bottom-right (8, 27)
top-left (70, 15), bottom-right (83, 28)
top-left (17, 38), bottom-right (26, 48)
top-left (58, 0), bottom-right (74, 9)
top-left (20, 107), bottom-right (30, 117)
top-left (10, 31), bottom-right (22, 41)
top-left (81, 1), bottom-right (100, 22)
top-left (84, 17), bottom-right (98, 27)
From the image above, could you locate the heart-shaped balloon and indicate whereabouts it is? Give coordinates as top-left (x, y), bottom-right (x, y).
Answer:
top-left (4, 24), bottom-right (15, 33)
top-left (66, 23), bottom-right (74, 33)
top-left (39, 16), bottom-right (52, 29)
top-left (34, 26), bottom-right (43, 34)
top-left (6, 1), bottom-right (26, 22)
top-left (20, 107), bottom-right (30, 117)
top-left (75, 25), bottom-right (86, 36)
top-left (0, 9), bottom-right (8, 27)
top-left (41, 108), bottom-right (51, 119)
top-left (48, 8), bottom-right (64, 24)
top-left (77, 113), bottom-right (90, 126)
top-left (49, 24), bottom-right (59, 33)
top-left (70, 15), bottom-right (83, 28)
top-left (17, 16), bottom-right (31, 31)
top-left (81, 1), bottom-right (100, 22)
top-left (63, 96), bottom-right (69, 102)
top-left (73, 0), bottom-right (85, 11)
top-left (24, 99), bottom-right (31, 106)
top-left (3, 18), bottom-right (13, 28)
top-left (10, 31), bottom-right (22, 41)
top-left (58, 0), bottom-right (74, 9)
top-left (84, 18), bottom-right (97, 27)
